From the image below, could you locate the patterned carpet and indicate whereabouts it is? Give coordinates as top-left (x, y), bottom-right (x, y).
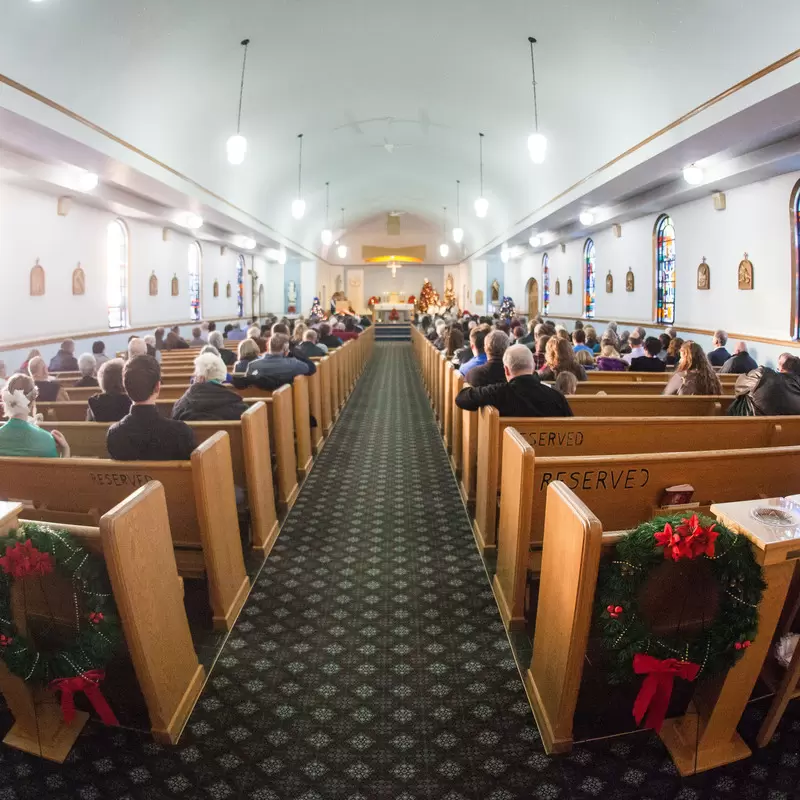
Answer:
top-left (3, 342), bottom-right (800, 799)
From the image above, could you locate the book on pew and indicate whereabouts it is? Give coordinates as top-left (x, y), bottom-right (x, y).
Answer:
top-left (660, 484), bottom-right (695, 507)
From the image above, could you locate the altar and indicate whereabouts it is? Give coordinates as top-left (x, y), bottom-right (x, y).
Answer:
top-left (372, 303), bottom-right (415, 323)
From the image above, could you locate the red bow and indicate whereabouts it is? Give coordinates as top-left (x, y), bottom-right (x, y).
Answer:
top-left (632, 654), bottom-right (700, 733)
top-left (0, 540), bottom-right (54, 578)
top-left (49, 669), bottom-right (119, 727)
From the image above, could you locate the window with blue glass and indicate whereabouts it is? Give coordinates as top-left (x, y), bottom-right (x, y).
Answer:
top-left (542, 253), bottom-right (550, 315)
top-left (583, 238), bottom-right (596, 318)
top-left (237, 255), bottom-right (245, 318)
top-left (655, 214), bottom-right (676, 324)
top-left (188, 242), bottom-right (202, 321)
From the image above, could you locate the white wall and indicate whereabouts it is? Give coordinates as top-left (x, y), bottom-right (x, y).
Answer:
top-left (359, 266), bottom-right (445, 305)
top-left (470, 260), bottom-right (487, 314)
top-left (300, 260), bottom-right (317, 315)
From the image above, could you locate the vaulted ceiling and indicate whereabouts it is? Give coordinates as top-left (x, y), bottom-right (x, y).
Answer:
top-left (2, 0), bottom-right (800, 260)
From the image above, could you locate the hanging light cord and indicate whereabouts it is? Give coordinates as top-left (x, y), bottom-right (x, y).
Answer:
top-left (442, 206), bottom-right (447, 237)
top-left (341, 207), bottom-right (345, 228)
top-left (456, 180), bottom-right (461, 227)
top-left (528, 36), bottom-right (539, 132)
top-left (325, 181), bottom-right (330, 227)
top-left (479, 133), bottom-right (485, 195)
top-left (236, 39), bottom-right (250, 134)
top-left (297, 134), bottom-right (304, 197)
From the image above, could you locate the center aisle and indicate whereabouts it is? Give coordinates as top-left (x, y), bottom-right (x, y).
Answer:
top-left (183, 341), bottom-right (550, 798)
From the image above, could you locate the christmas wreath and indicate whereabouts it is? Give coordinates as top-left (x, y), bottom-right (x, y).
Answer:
top-left (596, 513), bottom-right (765, 732)
top-left (0, 524), bottom-right (122, 725)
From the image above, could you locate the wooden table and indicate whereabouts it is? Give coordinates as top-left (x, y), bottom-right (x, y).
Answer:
top-left (659, 497), bottom-right (800, 775)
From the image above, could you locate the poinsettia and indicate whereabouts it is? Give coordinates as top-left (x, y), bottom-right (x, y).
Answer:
top-left (654, 523), bottom-right (689, 561)
top-left (654, 515), bottom-right (718, 561)
top-left (0, 539), bottom-right (54, 578)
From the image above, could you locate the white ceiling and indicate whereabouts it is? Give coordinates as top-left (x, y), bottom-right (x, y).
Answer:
top-left (2, 0), bottom-right (800, 259)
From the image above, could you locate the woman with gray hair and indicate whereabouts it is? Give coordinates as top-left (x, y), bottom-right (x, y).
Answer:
top-left (171, 353), bottom-right (248, 421)
top-left (208, 331), bottom-right (237, 367)
top-left (75, 353), bottom-right (99, 387)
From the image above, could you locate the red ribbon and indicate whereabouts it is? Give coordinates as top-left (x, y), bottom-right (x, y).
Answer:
top-left (632, 654), bottom-right (700, 733)
top-left (49, 669), bottom-right (119, 727)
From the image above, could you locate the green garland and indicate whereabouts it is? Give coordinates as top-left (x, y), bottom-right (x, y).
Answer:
top-left (596, 514), bottom-right (765, 684)
top-left (0, 523), bottom-right (121, 684)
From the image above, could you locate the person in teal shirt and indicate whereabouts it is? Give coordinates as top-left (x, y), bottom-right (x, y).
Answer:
top-left (0, 374), bottom-right (69, 458)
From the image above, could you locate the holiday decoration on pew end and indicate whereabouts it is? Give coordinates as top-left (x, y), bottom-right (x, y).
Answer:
top-left (499, 296), bottom-right (516, 319)
top-left (0, 524), bottom-right (122, 726)
top-left (596, 513), bottom-right (765, 733)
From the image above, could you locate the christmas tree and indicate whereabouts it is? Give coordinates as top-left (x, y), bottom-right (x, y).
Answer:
top-left (418, 279), bottom-right (437, 313)
top-left (310, 297), bottom-right (324, 318)
top-left (500, 296), bottom-right (516, 319)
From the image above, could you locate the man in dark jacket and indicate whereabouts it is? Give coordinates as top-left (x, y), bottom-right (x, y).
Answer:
top-left (172, 353), bottom-right (248, 421)
top-left (48, 340), bottom-right (79, 372)
top-left (720, 341), bottom-right (758, 374)
top-left (318, 322), bottom-right (343, 349)
top-left (629, 337), bottom-right (667, 373)
top-left (463, 330), bottom-right (509, 387)
top-left (298, 329), bottom-right (327, 359)
top-left (455, 344), bottom-right (573, 417)
top-left (108, 355), bottom-right (196, 460)
top-left (733, 356), bottom-right (800, 416)
top-left (707, 330), bottom-right (732, 367)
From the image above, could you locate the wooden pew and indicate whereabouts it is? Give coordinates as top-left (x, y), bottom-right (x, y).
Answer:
top-left (473, 410), bottom-right (800, 554)
top-left (494, 430), bottom-right (800, 632)
top-left (40, 402), bottom-right (280, 557)
top-left (571, 380), bottom-right (735, 396)
top-left (0, 484), bottom-right (205, 747)
top-left (0, 433), bottom-right (250, 630)
top-left (585, 370), bottom-right (738, 384)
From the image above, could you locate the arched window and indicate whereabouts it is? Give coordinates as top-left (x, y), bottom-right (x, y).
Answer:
top-left (188, 242), bottom-right (202, 321)
top-left (542, 253), bottom-right (550, 315)
top-left (106, 219), bottom-right (129, 329)
top-left (583, 238), bottom-right (596, 318)
top-left (655, 214), bottom-right (676, 324)
top-left (237, 255), bottom-right (245, 318)
top-left (792, 182), bottom-right (800, 339)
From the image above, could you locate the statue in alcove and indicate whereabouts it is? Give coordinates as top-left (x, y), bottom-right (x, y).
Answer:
top-left (626, 269), bottom-right (635, 292)
top-left (30, 260), bottom-right (45, 297)
top-left (490, 279), bottom-right (500, 303)
top-left (72, 264), bottom-right (85, 296)
top-left (149, 271), bottom-right (159, 296)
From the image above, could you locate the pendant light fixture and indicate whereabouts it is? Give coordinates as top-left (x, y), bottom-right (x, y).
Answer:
top-left (500, 243), bottom-right (510, 264)
top-left (337, 208), bottom-right (348, 259)
top-left (321, 181), bottom-right (333, 245)
top-left (291, 134), bottom-right (306, 219)
top-left (474, 133), bottom-right (489, 218)
top-left (527, 36), bottom-right (547, 164)
top-left (452, 180), bottom-right (464, 244)
top-left (439, 207), bottom-right (450, 259)
top-left (226, 39), bottom-right (251, 165)
top-left (683, 164), bottom-right (704, 185)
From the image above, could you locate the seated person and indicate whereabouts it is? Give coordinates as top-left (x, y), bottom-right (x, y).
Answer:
top-left (0, 374), bottom-right (70, 457)
top-left (87, 359), bottom-right (131, 422)
top-left (720, 341), bottom-right (758, 374)
top-left (92, 340), bottom-right (109, 368)
top-left (234, 338), bottom-right (261, 373)
top-left (48, 339), bottom-right (79, 373)
top-left (127, 337), bottom-right (148, 360)
top-left (189, 327), bottom-right (206, 347)
top-left (707, 330), bottom-right (732, 367)
top-left (622, 334), bottom-right (645, 364)
top-left (246, 333), bottom-right (311, 386)
top-left (665, 336), bottom-right (684, 367)
top-left (0, 361), bottom-right (6, 391)
top-left (19, 348), bottom-right (41, 374)
top-left (554, 371), bottom-right (578, 396)
top-left (318, 322), bottom-right (343, 349)
top-left (209, 331), bottom-right (236, 367)
top-left (572, 329), bottom-right (594, 356)
top-left (172, 353), bottom-right (248, 421)
top-left (574, 349), bottom-right (596, 371)
top-left (247, 325), bottom-right (268, 353)
top-left (455, 345), bottom-right (573, 417)
top-left (629, 337), bottom-right (667, 373)
top-left (292, 323), bottom-right (308, 344)
top-left (663, 341), bottom-right (722, 396)
top-left (74, 353), bottom-right (100, 387)
top-left (464, 330), bottom-right (509, 387)
top-left (539, 337), bottom-right (588, 381)
top-left (28, 357), bottom-right (69, 401)
top-left (107, 356), bottom-right (196, 460)
top-left (269, 325), bottom-right (316, 373)
top-left (657, 334), bottom-right (671, 362)
top-left (298, 329), bottom-right (327, 358)
top-left (459, 326), bottom-right (490, 379)
top-left (165, 326), bottom-right (190, 350)
top-left (732, 354), bottom-right (800, 416)
top-left (227, 323), bottom-right (246, 341)
top-left (595, 342), bottom-right (628, 371)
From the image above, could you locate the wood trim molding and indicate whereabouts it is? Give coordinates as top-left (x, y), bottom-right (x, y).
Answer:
top-left (545, 313), bottom-right (800, 351)
top-left (790, 177), bottom-right (800, 340)
top-left (0, 315), bottom-right (243, 352)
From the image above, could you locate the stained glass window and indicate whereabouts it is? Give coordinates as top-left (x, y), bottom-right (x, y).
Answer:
top-left (542, 253), bottom-right (550, 315)
top-left (583, 238), bottom-right (596, 318)
top-left (188, 242), bottom-right (202, 321)
top-left (237, 255), bottom-right (245, 318)
top-left (655, 214), bottom-right (676, 324)
top-left (106, 219), bottom-right (128, 329)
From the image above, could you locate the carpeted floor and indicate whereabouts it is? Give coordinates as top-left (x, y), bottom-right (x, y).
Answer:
top-left (3, 342), bottom-right (800, 799)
